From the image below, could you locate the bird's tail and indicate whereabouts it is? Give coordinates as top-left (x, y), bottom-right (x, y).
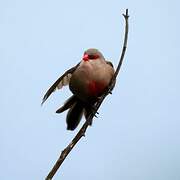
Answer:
top-left (56, 95), bottom-right (77, 113)
top-left (84, 104), bottom-right (95, 125)
top-left (56, 95), bottom-right (84, 130)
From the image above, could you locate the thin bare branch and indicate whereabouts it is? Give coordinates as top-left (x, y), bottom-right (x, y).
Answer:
top-left (45, 9), bottom-right (129, 180)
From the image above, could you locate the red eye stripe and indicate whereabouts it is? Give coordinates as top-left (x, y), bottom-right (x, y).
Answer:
top-left (82, 54), bottom-right (99, 61)
top-left (88, 54), bottom-right (99, 60)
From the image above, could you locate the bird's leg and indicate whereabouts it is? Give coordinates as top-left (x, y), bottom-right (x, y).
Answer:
top-left (84, 101), bottom-right (99, 126)
top-left (91, 105), bottom-right (99, 116)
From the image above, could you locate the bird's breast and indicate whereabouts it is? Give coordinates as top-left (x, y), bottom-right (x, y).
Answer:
top-left (69, 60), bottom-right (114, 102)
top-left (88, 80), bottom-right (106, 96)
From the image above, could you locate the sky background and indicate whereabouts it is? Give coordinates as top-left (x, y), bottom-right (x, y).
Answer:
top-left (0, 0), bottom-right (180, 180)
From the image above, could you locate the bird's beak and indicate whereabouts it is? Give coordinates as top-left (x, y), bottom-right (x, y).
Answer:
top-left (83, 54), bottom-right (89, 61)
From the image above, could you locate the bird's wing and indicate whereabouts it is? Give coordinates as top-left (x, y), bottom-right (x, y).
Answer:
top-left (105, 60), bottom-right (116, 90)
top-left (106, 60), bottom-right (114, 68)
top-left (41, 63), bottom-right (80, 105)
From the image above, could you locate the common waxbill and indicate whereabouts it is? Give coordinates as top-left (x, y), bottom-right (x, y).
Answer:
top-left (42, 48), bottom-right (115, 130)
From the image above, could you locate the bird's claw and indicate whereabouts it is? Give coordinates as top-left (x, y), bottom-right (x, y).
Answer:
top-left (108, 90), bottom-right (112, 94)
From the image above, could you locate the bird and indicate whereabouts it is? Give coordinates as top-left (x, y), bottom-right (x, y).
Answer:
top-left (42, 48), bottom-right (115, 130)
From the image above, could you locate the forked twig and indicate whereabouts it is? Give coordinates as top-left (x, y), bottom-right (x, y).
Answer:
top-left (45, 9), bottom-right (129, 180)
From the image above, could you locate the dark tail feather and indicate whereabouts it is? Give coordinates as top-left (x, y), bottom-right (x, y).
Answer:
top-left (56, 95), bottom-right (77, 113)
top-left (84, 104), bottom-right (95, 125)
top-left (84, 106), bottom-right (92, 120)
top-left (66, 101), bottom-right (84, 130)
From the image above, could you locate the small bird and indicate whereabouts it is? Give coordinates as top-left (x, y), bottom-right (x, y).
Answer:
top-left (42, 48), bottom-right (115, 130)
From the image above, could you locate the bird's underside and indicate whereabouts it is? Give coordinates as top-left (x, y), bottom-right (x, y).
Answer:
top-left (42, 48), bottom-right (115, 130)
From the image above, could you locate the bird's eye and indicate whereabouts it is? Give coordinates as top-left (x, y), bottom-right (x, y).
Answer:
top-left (88, 54), bottom-right (99, 59)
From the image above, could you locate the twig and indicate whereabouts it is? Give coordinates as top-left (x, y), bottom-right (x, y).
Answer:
top-left (45, 9), bottom-right (129, 180)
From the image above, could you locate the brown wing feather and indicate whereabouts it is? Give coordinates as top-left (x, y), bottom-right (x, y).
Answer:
top-left (41, 63), bottom-right (80, 105)
top-left (106, 60), bottom-right (116, 90)
top-left (106, 60), bottom-right (114, 68)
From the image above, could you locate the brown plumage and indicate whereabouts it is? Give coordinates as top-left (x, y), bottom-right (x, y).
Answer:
top-left (42, 48), bottom-right (115, 130)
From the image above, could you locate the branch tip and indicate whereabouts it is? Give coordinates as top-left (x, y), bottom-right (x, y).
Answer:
top-left (123, 9), bottom-right (129, 19)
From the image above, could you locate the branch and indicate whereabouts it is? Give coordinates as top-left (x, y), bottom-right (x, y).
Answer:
top-left (45, 9), bottom-right (129, 180)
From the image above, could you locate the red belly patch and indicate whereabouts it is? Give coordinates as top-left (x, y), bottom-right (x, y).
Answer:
top-left (88, 81), bottom-right (105, 96)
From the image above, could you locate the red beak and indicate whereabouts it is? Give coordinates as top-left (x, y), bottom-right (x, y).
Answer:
top-left (83, 54), bottom-right (89, 61)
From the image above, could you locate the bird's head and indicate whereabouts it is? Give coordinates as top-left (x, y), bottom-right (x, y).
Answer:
top-left (82, 48), bottom-right (105, 62)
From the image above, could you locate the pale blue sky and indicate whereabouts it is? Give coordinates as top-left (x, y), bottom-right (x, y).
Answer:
top-left (0, 0), bottom-right (180, 180)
